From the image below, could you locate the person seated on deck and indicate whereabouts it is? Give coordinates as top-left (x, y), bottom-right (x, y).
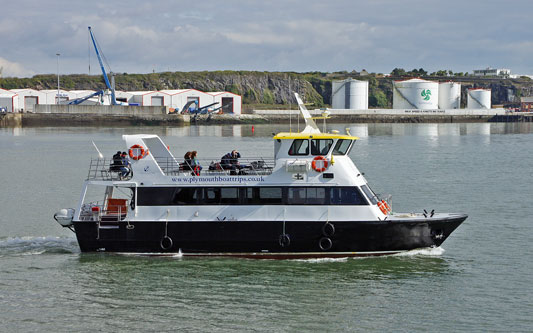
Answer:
top-left (119, 152), bottom-right (131, 178)
top-left (110, 151), bottom-right (123, 173)
top-left (182, 151), bottom-right (193, 171)
top-left (220, 150), bottom-right (242, 175)
top-left (190, 150), bottom-right (202, 176)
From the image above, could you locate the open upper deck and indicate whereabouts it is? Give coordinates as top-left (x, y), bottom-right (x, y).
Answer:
top-left (86, 156), bottom-right (275, 181)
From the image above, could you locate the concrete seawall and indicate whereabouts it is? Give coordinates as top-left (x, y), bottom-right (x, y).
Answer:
top-left (1, 105), bottom-right (531, 128)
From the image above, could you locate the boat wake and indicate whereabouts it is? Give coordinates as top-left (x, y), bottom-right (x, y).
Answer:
top-left (393, 247), bottom-right (445, 257)
top-left (0, 236), bottom-right (79, 256)
top-left (294, 257), bottom-right (349, 263)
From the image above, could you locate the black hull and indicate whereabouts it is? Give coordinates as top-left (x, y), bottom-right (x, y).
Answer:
top-left (73, 214), bottom-right (466, 258)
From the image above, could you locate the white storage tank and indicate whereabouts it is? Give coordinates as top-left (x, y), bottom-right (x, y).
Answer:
top-left (467, 88), bottom-right (491, 109)
top-left (393, 78), bottom-right (438, 109)
top-left (438, 82), bottom-right (461, 109)
top-left (332, 78), bottom-right (368, 109)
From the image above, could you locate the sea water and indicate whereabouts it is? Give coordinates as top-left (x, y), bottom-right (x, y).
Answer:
top-left (1, 123), bottom-right (532, 332)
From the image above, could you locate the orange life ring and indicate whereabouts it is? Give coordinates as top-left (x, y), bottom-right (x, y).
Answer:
top-left (312, 156), bottom-right (328, 172)
top-left (129, 144), bottom-right (148, 160)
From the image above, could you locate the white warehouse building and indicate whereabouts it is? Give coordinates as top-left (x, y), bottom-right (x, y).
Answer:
top-left (160, 89), bottom-right (213, 113)
top-left (208, 91), bottom-right (242, 115)
top-left (0, 88), bottom-right (19, 112)
top-left (129, 91), bottom-right (171, 106)
top-left (10, 89), bottom-right (45, 112)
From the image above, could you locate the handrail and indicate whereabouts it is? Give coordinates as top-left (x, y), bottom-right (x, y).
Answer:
top-left (86, 157), bottom-right (275, 180)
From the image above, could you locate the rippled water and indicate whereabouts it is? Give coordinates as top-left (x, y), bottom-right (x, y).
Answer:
top-left (1, 123), bottom-right (532, 332)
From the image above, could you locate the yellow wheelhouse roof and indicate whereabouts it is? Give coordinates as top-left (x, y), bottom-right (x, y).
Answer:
top-left (273, 132), bottom-right (359, 140)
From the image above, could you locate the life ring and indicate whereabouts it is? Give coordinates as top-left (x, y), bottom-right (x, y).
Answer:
top-left (322, 222), bottom-right (335, 237)
top-left (129, 144), bottom-right (148, 160)
top-left (312, 156), bottom-right (328, 172)
top-left (160, 235), bottom-right (173, 250)
top-left (318, 237), bottom-right (332, 251)
top-left (378, 200), bottom-right (389, 215)
top-left (193, 165), bottom-right (201, 176)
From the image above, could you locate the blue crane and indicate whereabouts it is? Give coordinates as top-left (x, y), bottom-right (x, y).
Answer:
top-left (67, 90), bottom-right (104, 105)
top-left (88, 26), bottom-right (117, 105)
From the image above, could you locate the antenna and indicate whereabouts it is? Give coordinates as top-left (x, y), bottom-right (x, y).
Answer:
top-left (289, 74), bottom-right (292, 133)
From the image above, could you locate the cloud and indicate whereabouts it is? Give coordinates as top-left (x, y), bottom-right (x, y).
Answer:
top-left (0, 57), bottom-right (35, 78)
top-left (0, 0), bottom-right (532, 75)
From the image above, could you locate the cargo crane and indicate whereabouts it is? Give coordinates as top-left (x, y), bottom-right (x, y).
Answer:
top-left (88, 26), bottom-right (118, 105)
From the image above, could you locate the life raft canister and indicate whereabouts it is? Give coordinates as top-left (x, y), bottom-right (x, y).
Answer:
top-left (129, 144), bottom-right (148, 160)
top-left (312, 156), bottom-right (328, 172)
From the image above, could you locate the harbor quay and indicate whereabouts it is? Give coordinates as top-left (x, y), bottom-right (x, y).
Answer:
top-left (1, 105), bottom-right (532, 127)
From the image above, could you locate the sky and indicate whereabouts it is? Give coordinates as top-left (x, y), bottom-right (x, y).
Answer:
top-left (1, 0), bottom-right (532, 78)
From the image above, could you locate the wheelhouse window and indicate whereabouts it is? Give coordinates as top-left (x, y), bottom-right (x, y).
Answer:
top-left (332, 139), bottom-right (353, 155)
top-left (288, 139), bottom-right (309, 155)
top-left (360, 184), bottom-right (378, 205)
top-left (311, 139), bottom-right (333, 155)
top-left (330, 187), bottom-right (368, 205)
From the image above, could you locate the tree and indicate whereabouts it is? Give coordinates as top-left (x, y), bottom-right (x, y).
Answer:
top-left (369, 90), bottom-right (388, 108)
top-left (391, 68), bottom-right (406, 76)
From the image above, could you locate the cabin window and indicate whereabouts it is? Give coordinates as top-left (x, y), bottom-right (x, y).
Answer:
top-left (173, 187), bottom-right (199, 205)
top-left (137, 187), bottom-right (199, 205)
top-left (330, 187), bottom-right (368, 205)
top-left (259, 187), bottom-right (283, 204)
top-left (311, 139), bottom-right (334, 155)
top-left (288, 139), bottom-right (309, 155)
top-left (332, 139), bottom-right (353, 155)
top-left (245, 187), bottom-right (283, 204)
top-left (306, 187), bottom-right (327, 204)
top-left (202, 187), bottom-right (240, 205)
top-left (288, 188), bottom-right (306, 204)
top-left (360, 185), bottom-right (378, 205)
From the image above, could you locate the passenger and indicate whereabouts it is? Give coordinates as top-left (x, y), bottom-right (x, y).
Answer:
top-left (120, 152), bottom-right (131, 178)
top-left (110, 151), bottom-right (123, 172)
top-left (183, 151), bottom-right (193, 171)
top-left (190, 151), bottom-right (202, 175)
top-left (220, 150), bottom-right (242, 174)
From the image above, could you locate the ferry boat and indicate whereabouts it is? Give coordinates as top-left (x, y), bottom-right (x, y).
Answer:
top-left (54, 94), bottom-right (467, 258)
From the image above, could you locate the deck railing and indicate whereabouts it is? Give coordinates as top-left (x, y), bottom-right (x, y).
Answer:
top-left (86, 157), bottom-right (275, 180)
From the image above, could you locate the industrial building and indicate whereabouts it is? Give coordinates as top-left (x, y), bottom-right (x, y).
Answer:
top-left (160, 89), bottom-right (212, 112)
top-left (5, 88), bottom-right (243, 115)
top-left (393, 78), bottom-right (439, 109)
top-left (0, 88), bottom-right (19, 112)
top-left (11, 89), bottom-right (45, 112)
top-left (472, 67), bottom-right (510, 77)
top-left (331, 78), bottom-right (368, 109)
top-left (520, 97), bottom-right (533, 112)
top-left (208, 91), bottom-right (242, 115)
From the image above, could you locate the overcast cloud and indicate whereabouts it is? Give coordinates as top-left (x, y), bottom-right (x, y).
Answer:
top-left (1, 0), bottom-right (531, 77)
